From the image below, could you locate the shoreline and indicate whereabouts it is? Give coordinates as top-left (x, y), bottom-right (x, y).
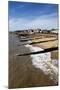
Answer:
top-left (9, 32), bottom-right (58, 88)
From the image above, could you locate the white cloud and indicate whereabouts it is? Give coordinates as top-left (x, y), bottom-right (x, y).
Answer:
top-left (9, 13), bottom-right (58, 31)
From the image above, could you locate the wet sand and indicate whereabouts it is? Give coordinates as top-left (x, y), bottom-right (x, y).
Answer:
top-left (9, 33), bottom-right (58, 89)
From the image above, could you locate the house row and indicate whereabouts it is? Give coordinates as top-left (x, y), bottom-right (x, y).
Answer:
top-left (15, 29), bottom-right (58, 35)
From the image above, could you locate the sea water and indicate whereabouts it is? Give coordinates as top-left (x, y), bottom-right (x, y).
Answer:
top-left (25, 44), bottom-right (58, 84)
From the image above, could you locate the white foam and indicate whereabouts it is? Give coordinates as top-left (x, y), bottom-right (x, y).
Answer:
top-left (25, 44), bottom-right (58, 84)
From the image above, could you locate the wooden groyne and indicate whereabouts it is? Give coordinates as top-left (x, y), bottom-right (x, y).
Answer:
top-left (16, 47), bottom-right (58, 56)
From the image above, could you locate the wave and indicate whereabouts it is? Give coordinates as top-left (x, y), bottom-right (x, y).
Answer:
top-left (25, 44), bottom-right (58, 84)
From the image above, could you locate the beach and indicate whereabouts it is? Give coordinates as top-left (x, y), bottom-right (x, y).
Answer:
top-left (9, 32), bottom-right (58, 88)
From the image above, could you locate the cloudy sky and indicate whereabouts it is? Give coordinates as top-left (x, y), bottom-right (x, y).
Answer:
top-left (8, 1), bottom-right (58, 31)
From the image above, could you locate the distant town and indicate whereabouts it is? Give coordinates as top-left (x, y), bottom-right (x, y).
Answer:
top-left (13, 28), bottom-right (58, 36)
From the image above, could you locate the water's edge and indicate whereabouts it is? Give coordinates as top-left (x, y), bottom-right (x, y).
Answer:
top-left (25, 44), bottom-right (58, 84)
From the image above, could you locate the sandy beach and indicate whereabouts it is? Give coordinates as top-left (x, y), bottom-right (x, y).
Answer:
top-left (9, 32), bottom-right (58, 88)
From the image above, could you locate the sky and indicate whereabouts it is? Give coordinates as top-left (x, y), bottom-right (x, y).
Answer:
top-left (8, 1), bottom-right (58, 31)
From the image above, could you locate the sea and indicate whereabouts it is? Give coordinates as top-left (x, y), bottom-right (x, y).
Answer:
top-left (9, 32), bottom-right (58, 88)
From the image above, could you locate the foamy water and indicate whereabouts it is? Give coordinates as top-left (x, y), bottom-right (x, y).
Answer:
top-left (25, 44), bottom-right (58, 84)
